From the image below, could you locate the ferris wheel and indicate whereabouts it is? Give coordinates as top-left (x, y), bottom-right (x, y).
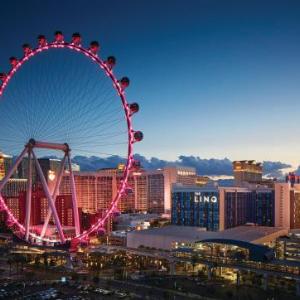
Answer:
top-left (0, 31), bottom-right (143, 245)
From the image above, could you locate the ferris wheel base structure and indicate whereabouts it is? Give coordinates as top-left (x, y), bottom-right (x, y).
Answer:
top-left (0, 31), bottom-right (143, 246)
top-left (0, 138), bottom-right (80, 244)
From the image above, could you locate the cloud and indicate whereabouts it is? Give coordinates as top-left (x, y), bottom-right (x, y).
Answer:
top-left (293, 166), bottom-right (300, 176)
top-left (262, 161), bottom-right (292, 178)
top-left (72, 155), bottom-right (126, 171)
top-left (71, 154), bottom-right (291, 179)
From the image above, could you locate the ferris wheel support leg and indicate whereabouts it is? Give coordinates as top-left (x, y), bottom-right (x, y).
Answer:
top-left (25, 149), bottom-right (32, 241)
top-left (67, 153), bottom-right (80, 236)
top-left (0, 147), bottom-right (28, 192)
top-left (40, 154), bottom-right (67, 238)
top-left (32, 150), bottom-right (66, 243)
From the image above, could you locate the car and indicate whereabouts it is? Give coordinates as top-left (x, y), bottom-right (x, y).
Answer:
top-left (80, 291), bottom-right (89, 294)
top-left (115, 291), bottom-right (128, 298)
top-left (95, 288), bottom-right (112, 295)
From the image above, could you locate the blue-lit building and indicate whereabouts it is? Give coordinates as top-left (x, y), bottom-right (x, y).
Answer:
top-left (172, 185), bottom-right (275, 231)
top-left (172, 185), bottom-right (220, 231)
top-left (220, 187), bottom-right (274, 230)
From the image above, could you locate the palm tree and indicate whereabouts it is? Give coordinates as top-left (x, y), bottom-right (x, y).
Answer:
top-left (7, 256), bottom-right (13, 276)
top-left (42, 252), bottom-right (49, 269)
top-left (191, 254), bottom-right (198, 273)
top-left (18, 255), bottom-right (27, 273)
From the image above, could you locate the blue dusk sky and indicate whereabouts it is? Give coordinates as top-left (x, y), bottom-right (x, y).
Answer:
top-left (0, 0), bottom-right (300, 171)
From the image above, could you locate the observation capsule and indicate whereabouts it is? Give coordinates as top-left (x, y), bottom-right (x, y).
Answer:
top-left (133, 131), bottom-right (143, 142)
top-left (105, 56), bottom-right (116, 70)
top-left (22, 44), bottom-right (32, 56)
top-left (0, 73), bottom-right (7, 81)
top-left (37, 34), bottom-right (47, 47)
top-left (89, 41), bottom-right (100, 55)
top-left (129, 102), bottom-right (139, 114)
top-left (71, 32), bottom-right (81, 45)
top-left (9, 57), bottom-right (19, 67)
top-left (54, 31), bottom-right (64, 43)
top-left (119, 77), bottom-right (130, 90)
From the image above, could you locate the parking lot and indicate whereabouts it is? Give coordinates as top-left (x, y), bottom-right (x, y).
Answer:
top-left (0, 280), bottom-right (132, 300)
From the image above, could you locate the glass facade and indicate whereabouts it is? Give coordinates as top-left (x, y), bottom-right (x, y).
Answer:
top-left (255, 191), bottom-right (274, 227)
top-left (224, 189), bottom-right (274, 229)
top-left (224, 191), bottom-right (254, 229)
top-left (172, 189), bottom-right (219, 231)
top-left (148, 173), bottom-right (164, 213)
top-left (172, 186), bottom-right (275, 231)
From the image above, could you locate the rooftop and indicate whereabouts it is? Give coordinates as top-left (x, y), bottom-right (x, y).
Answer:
top-left (128, 225), bottom-right (288, 244)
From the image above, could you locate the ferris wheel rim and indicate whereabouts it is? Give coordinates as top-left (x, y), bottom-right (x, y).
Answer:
top-left (0, 37), bottom-right (139, 245)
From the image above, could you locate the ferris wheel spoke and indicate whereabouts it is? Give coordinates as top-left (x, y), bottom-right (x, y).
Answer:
top-left (64, 114), bottom-right (125, 141)
top-left (69, 130), bottom-right (128, 141)
top-left (41, 114), bottom-right (125, 143)
top-left (71, 147), bottom-right (128, 159)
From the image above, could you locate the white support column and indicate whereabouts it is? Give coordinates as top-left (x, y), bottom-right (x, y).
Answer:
top-left (32, 150), bottom-right (65, 243)
top-left (0, 147), bottom-right (28, 192)
top-left (40, 154), bottom-right (67, 238)
top-left (67, 153), bottom-right (80, 236)
top-left (25, 150), bottom-right (32, 241)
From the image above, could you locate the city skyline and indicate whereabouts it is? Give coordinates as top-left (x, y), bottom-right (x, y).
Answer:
top-left (1, 1), bottom-right (300, 166)
top-left (1, 2), bottom-right (300, 298)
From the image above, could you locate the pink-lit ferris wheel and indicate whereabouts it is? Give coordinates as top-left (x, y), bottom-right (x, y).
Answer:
top-left (0, 32), bottom-right (143, 245)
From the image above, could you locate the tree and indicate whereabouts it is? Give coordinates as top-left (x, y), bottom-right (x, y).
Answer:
top-left (42, 253), bottom-right (49, 269)
top-left (71, 272), bottom-right (79, 281)
top-left (93, 276), bottom-right (99, 284)
top-left (7, 256), bottom-right (13, 276)
top-left (191, 254), bottom-right (198, 273)
top-left (18, 255), bottom-right (27, 273)
top-left (226, 290), bottom-right (233, 299)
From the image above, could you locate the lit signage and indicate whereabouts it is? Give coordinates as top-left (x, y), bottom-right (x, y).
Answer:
top-left (194, 192), bottom-right (218, 203)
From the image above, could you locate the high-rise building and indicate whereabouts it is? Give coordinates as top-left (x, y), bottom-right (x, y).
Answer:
top-left (233, 160), bottom-right (263, 185)
top-left (60, 167), bottom-right (148, 214)
top-left (0, 152), bottom-right (12, 180)
top-left (37, 158), bottom-right (63, 191)
top-left (286, 172), bottom-right (300, 186)
top-left (275, 182), bottom-right (300, 229)
top-left (172, 185), bottom-right (219, 231)
top-left (219, 187), bottom-right (274, 230)
top-left (55, 194), bottom-right (76, 227)
top-left (59, 165), bottom-right (197, 216)
top-left (0, 179), bottom-right (27, 223)
top-left (172, 185), bottom-right (274, 231)
top-left (1, 178), bottom-right (27, 197)
top-left (162, 166), bottom-right (197, 213)
top-left (17, 157), bottom-right (63, 192)
top-left (147, 171), bottom-right (165, 213)
top-left (147, 166), bottom-right (197, 214)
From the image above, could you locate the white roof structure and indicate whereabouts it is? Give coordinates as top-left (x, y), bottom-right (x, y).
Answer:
top-left (127, 225), bottom-right (288, 250)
